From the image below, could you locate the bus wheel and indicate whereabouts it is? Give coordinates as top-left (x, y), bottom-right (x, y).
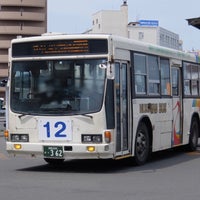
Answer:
top-left (44, 158), bottom-right (64, 166)
top-left (134, 122), bottom-right (150, 165)
top-left (188, 118), bottom-right (199, 151)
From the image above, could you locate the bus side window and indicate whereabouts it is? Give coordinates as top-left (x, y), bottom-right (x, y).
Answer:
top-left (148, 55), bottom-right (160, 95)
top-left (183, 62), bottom-right (199, 96)
top-left (191, 65), bottom-right (198, 95)
top-left (135, 75), bottom-right (146, 93)
top-left (133, 53), bottom-right (147, 95)
top-left (183, 62), bottom-right (191, 96)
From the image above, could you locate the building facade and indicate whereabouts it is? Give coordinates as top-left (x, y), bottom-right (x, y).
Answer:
top-left (90, 1), bottom-right (128, 37)
top-left (0, 0), bottom-right (47, 97)
top-left (88, 1), bottom-right (182, 51)
top-left (128, 22), bottom-right (182, 50)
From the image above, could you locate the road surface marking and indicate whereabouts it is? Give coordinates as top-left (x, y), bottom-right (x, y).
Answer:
top-left (186, 151), bottom-right (200, 156)
top-left (0, 153), bottom-right (9, 160)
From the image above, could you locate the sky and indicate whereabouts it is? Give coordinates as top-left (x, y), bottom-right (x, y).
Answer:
top-left (48, 0), bottom-right (200, 51)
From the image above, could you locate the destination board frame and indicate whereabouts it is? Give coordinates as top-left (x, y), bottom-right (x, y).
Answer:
top-left (12, 39), bottom-right (108, 57)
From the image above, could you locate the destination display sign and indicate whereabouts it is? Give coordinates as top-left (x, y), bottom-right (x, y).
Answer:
top-left (12, 39), bottom-right (108, 57)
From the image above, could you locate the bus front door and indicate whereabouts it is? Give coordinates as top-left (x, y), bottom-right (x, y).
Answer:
top-left (115, 62), bottom-right (131, 155)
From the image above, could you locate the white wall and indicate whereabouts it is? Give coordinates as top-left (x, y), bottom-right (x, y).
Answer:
top-left (91, 4), bottom-right (128, 37)
top-left (128, 26), bottom-right (158, 44)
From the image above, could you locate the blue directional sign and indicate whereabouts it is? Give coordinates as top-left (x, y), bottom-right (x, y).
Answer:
top-left (139, 20), bottom-right (159, 27)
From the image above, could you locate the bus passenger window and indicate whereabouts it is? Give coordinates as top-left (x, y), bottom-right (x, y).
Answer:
top-left (183, 62), bottom-right (199, 96)
top-left (183, 63), bottom-right (191, 96)
top-left (148, 55), bottom-right (160, 95)
top-left (134, 53), bottom-right (147, 95)
top-left (184, 80), bottom-right (190, 95)
top-left (135, 75), bottom-right (146, 94)
top-left (191, 65), bottom-right (198, 95)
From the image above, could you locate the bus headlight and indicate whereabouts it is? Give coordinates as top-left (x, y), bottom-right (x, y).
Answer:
top-left (11, 134), bottom-right (29, 142)
top-left (82, 134), bottom-right (102, 143)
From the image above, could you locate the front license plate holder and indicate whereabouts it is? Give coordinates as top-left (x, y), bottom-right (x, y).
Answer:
top-left (43, 146), bottom-right (64, 158)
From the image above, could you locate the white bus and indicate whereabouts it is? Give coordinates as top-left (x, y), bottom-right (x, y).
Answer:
top-left (4, 34), bottom-right (200, 165)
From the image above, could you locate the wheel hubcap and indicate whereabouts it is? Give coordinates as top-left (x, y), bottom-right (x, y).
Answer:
top-left (192, 124), bottom-right (197, 145)
top-left (136, 131), bottom-right (146, 156)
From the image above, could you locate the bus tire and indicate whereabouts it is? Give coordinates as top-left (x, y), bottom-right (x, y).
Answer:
top-left (134, 122), bottom-right (150, 165)
top-left (44, 158), bottom-right (64, 166)
top-left (188, 118), bottom-right (199, 151)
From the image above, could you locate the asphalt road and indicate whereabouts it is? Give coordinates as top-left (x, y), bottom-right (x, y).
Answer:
top-left (0, 136), bottom-right (200, 200)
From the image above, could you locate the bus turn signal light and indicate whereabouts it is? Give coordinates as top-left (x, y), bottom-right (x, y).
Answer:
top-left (104, 131), bottom-right (111, 143)
top-left (4, 130), bottom-right (9, 139)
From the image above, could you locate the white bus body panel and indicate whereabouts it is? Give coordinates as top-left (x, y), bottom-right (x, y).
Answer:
top-left (132, 98), bottom-right (173, 153)
top-left (6, 109), bottom-right (115, 159)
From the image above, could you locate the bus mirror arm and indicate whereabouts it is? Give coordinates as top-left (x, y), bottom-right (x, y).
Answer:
top-left (99, 61), bottom-right (114, 79)
top-left (107, 63), bottom-right (115, 80)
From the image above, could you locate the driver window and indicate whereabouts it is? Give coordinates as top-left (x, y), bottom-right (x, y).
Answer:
top-left (13, 71), bottom-right (31, 99)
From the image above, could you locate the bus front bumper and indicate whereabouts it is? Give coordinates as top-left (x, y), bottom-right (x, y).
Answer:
top-left (6, 142), bottom-right (115, 160)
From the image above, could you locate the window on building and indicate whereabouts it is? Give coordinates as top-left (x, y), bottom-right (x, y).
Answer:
top-left (160, 34), bottom-right (164, 42)
top-left (138, 32), bottom-right (144, 40)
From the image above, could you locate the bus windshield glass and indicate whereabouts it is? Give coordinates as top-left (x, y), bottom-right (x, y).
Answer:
top-left (11, 59), bottom-right (106, 115)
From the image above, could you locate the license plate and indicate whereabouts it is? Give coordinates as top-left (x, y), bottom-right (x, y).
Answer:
top-left (43, 146), bottom-right (63, 158)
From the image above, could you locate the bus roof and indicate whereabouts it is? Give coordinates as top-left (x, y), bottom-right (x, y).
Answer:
top-left (11, 33), bottom-right (111, 43)
top-left (11, 33), bottom-right (198, 63)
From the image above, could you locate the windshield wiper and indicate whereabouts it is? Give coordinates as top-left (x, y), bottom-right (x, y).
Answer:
top-left (18, 113), bottom-right (26, 119)
top-left (18, 112), bottom-right (32, 119)
top-left (81, 114), bottom-right (93, 119)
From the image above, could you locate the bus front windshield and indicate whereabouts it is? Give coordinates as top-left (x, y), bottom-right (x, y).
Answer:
top-left (11, 59), bottom-right (106, 115)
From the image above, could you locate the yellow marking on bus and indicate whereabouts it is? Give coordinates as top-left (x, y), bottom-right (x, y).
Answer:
top-left (186, 151), bottom-right (200, 156)
top-left (115, 154), bottom-right (132, 160)
top-left (0, 153), bottom-right (9, 160)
